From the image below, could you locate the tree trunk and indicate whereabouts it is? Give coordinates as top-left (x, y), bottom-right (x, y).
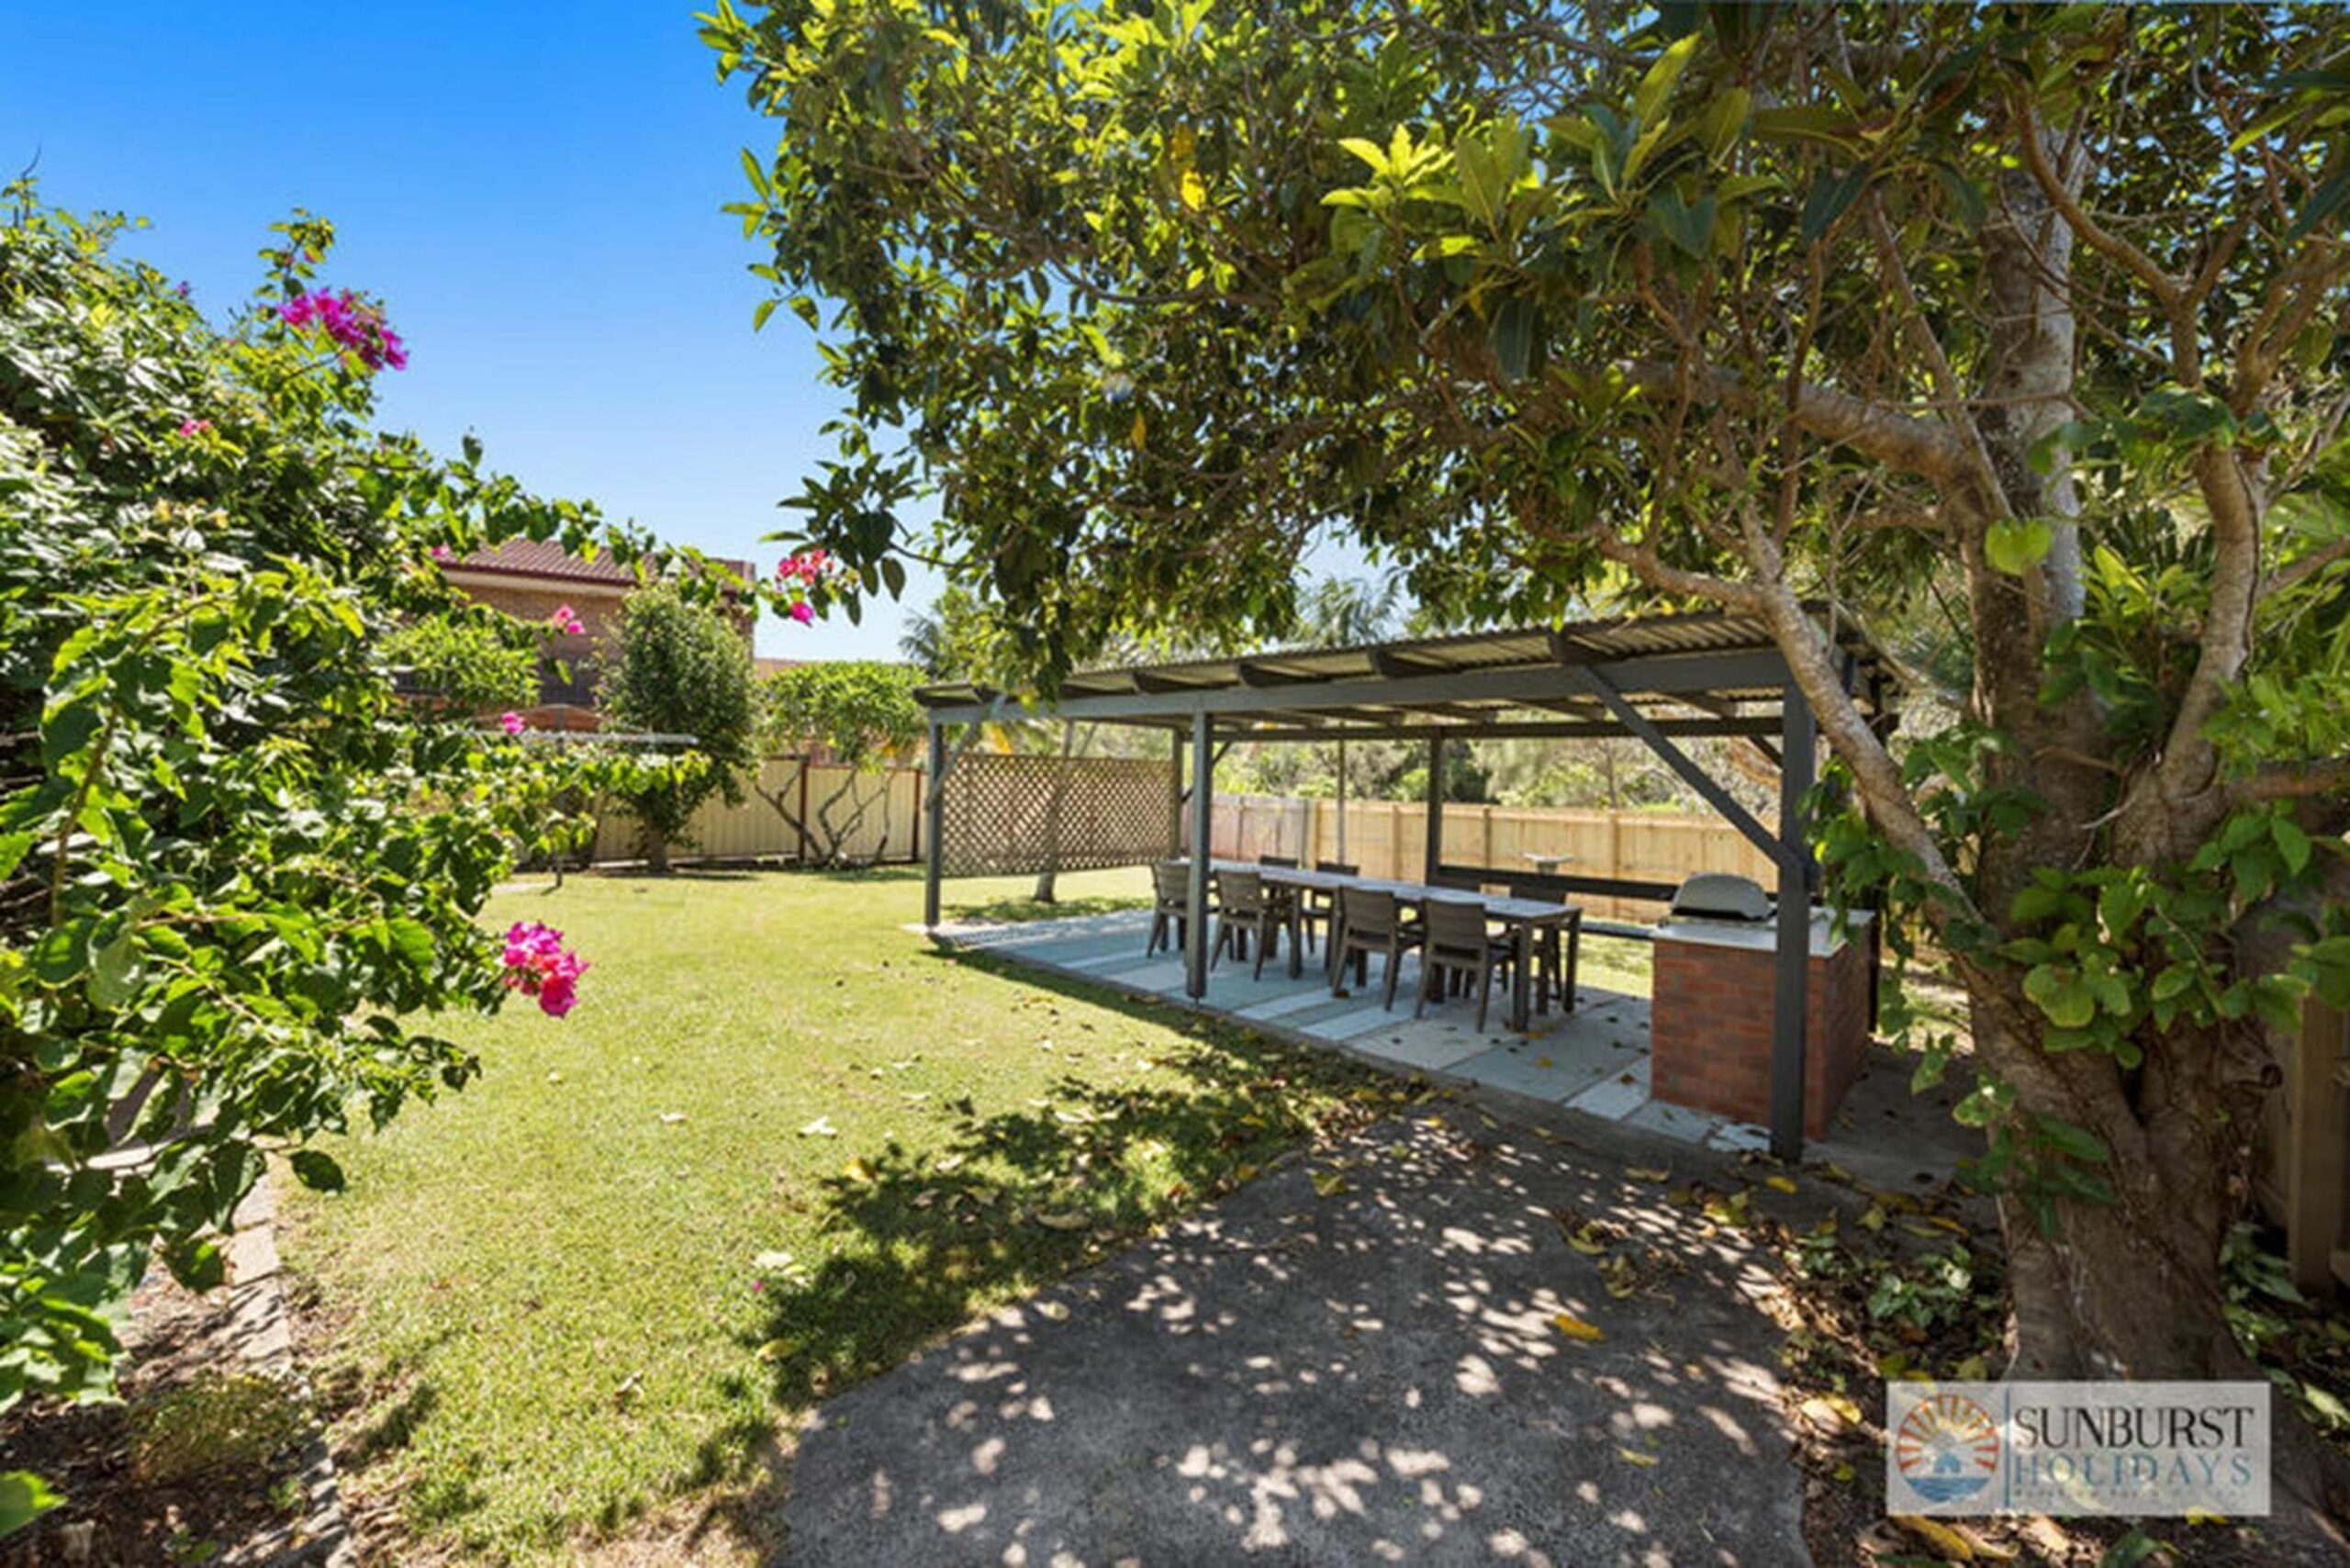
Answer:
top-left (643, 829), bottom-right (671, 874)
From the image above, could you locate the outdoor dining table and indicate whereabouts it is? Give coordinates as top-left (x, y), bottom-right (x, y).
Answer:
top-left (1166, 858), bottom-right (1581, 1033)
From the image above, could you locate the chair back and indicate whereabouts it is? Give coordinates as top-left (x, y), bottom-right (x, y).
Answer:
top-left (1340, 887), bottom-right (1400, 938)
top-left (1316, 859), bottom-right (1360, 877)
top-left (1218, 869), bottom-right (1265, 916)
top-left (1259, 854), bottom-right (1299, 868)
top-left (1423, 899), bottom-right (1490, 953)
top-left (1152, 861), bottom-right (1191, 902)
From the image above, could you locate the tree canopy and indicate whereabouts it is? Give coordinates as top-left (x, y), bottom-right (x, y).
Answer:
top-left (600, 582), bottom-right (759, 868)
top-left (0, 187), bottom-right (762, 1513)
top-left (711, 0), bottom-right (2350, 1518)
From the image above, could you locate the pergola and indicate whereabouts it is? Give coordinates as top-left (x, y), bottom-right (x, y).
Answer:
top-left (916, 608), bottom-right (1898, 1157)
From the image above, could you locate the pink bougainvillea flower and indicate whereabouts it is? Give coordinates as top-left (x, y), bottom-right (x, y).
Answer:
top-left (175, 418), bottom-right (213, 437)
top-left (778, 549), bottom-right (833, 586)
top-left (550, 604), bottom-right (586, 635)
top-left (789, 599), bottom-right (815, 625)
top-left (499, 711), bottom-right (526, 735)
top-left (499, 920), bottom-right (588, 1018)
top-left (429, 544), bottom-right (453, 561)
top-left (279, 288), bottom-right (408, 372)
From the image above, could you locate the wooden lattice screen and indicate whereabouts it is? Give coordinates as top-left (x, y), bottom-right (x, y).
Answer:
top-left (938, 753), bottom-right (1176, 877)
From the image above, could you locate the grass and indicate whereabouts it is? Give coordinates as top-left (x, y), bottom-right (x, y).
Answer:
top-left (275, 866), bottom-right (1401, 1562)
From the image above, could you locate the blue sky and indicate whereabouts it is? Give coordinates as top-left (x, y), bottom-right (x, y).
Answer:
top-left (0, 2), bottom-right (929, 661)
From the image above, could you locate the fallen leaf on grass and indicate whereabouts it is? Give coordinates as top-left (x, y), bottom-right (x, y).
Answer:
top-left (1552, 1313), bottom-right (1605, 1342)
top-left (1799, 1393), bottom-right (1863, 1429)
top-left (752, 1249), bottom-right (796, 1271)
top-left (1763, 1174), bottom-right (1797, 1194)
top-left (755, 1338), bottom-right (795, 1364)
top-left (1311, 1170), bottom-right (1350, 1198)
top-left (1034, 1300), bottom-right (1069, 1322)
top-left (546, 1070), bottom-right (565, 1084)
top-left (799, 1116), bottom-right (838, 1137)
top-left (1890, 1515), bottom-right (1975, 1561)
top-left (1625, 1165), bottom-right (1671, 1182)
top-left (842, 1156), bottom-right (877, 1182)
top-left (658, 1112), bottom-right (687, 1126)
top-left (1617, 1448), bottom-right (1657, 1467)
top-left (1032, 1209), bottom-right (1089, 1231)
top-left (1566, 1226), bottom-right (1608, 1257)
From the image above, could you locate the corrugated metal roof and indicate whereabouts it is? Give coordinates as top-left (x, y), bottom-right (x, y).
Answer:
top-left (916, 608), bottom-right (1894, 734)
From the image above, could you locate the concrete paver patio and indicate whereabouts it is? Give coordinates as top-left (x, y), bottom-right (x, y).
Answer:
top-left (932, 910), bottom-right (1775, 1155)
top-left (779, 1104), bottom-right (1813, 1566)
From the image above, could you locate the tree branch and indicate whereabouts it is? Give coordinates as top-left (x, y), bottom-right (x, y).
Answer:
top-left (2234, 756), bottom-right (2350, 803)
top-left (1622, 361), bottom-right (1974, 487)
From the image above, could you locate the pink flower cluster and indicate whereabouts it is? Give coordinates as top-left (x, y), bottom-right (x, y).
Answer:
top-left (430, 544), bottom-right (454, 561)
top-left (502, 921), bottom-right (588, 1017)
top-left (778, 550), bottom-right (832, 624)
top-left (175, 418), bottom-right (213, 438)
top-left (778, 548), bottom-right (832, 584)
top-left (550, 603), bottom-right (587, 636)
top-left (279, 289), bottom-right (408, 371)
top-left (499, 711), bottom-right (527, 735)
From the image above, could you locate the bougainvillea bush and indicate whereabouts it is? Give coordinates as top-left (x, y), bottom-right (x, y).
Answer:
top-left (0, 188), bottom-right (728, 1528)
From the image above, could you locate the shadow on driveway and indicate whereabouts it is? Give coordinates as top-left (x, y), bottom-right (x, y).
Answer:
top-left (766, 1103), bottom-right (1809, 1566)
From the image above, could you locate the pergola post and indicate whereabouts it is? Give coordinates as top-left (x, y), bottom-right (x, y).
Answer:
top-left (1423, 732), bottom-right (1446, 885)
top-left (923, 721), bottom-right (946, 929)
top-left (1186, 710), bottom-right (1213, 1000)
top-left (1169, 729), bottom-right (1184, 854)
top-left (1770, 685), bottom-right (1817, 1160)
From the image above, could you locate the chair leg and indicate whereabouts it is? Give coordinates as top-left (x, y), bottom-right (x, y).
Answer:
top-left (1475, 955), bottom-right (1494, 1034)
top-left (1563, 923), bottom-right (1581, 1014)
top-left (1415, 955), bottom-right (1436, 1019)
top-left (1252, 915), bottom-right (1271, 981)
top-left (1382, 940), bottom-right (1403, 1010)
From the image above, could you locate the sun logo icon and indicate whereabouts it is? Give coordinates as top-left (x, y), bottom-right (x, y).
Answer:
top-left (1894, 1392), bottom-right (2000, 1504)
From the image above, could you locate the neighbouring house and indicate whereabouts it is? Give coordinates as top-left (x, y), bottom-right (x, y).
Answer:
top-left (441, 540), bottom-right (755, 731)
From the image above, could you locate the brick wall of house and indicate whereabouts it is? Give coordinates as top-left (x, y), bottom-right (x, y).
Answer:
top-left (1649, 931), bottom-right (1872, 1137)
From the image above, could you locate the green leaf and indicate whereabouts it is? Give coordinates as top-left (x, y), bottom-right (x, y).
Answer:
top-left (2025, 964), bottom-right (2098, 1029)
top-left (1647, 189), bottom-right (1717, 260)
top-left (289, 1149), bottom-right (347, 1193)
top-left (1633, 35), bottom-right (1700, 125)
top-left (0, 1473), bottom-right (62, 1540)
top-left (1489, 298), bottom-right (1540, 381)
top-left (1799, 166), bottom-right (1868, 243)
top-left (2274, 816), bottom-right (2312, 877)
top-left (1985, 518), bottom-right (2054, 576)
top-left (2287, 167), bottom-right (2350, 241)
top-left (2035, 1115), bottom-right (2109, 1164)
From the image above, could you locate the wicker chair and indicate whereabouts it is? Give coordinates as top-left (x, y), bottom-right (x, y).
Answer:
top-left (1331, 887), bottom-right (1422, 1010)
top-left (1416, 899), bottom-right (1515, 1032)
top-left (1212, 869), bottom-right (1299, 980)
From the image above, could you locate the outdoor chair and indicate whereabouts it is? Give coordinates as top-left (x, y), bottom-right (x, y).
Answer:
top-left (1303, 858), bottom-right (1356, 964)
top-left (1146, 860), bottom-right (1214, 958)
top-left (1257, 854), bottom-right (1302, 947)
top-left (1331, 887), bottom-right (1422, 1010)
top-left (1416, 899), bottom-right (1515, 1032)
top-left (1510, 885), bottom-right (1583, 1014)
top-left (1211, 869), bottom-right (1298, 980)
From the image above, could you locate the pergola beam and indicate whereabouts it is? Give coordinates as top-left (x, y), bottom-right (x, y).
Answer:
top-left (920, 648), bottom-right (1799, 726)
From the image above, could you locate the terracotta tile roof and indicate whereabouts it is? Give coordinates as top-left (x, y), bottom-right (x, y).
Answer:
top-left (455, 539), bottom-right (754, 587)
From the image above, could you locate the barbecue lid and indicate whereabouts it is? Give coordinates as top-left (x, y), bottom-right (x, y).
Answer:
top-left (1669, 872), bottom-right (1774, 923)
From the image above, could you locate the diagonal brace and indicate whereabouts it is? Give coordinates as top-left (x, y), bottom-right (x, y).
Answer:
top-left (1576, 667), bottom-right (1782, 863)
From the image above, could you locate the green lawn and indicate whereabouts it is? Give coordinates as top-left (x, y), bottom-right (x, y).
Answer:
top-left (276, 866), bottom-right (1403, 1562)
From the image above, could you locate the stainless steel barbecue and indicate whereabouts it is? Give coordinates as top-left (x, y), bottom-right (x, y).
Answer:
top-left (1665, 871), bottom-right (1774, 926)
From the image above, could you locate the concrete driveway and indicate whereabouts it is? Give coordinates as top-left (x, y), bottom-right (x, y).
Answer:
top-left (778, 1104), bottom-right (1813, 1566)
